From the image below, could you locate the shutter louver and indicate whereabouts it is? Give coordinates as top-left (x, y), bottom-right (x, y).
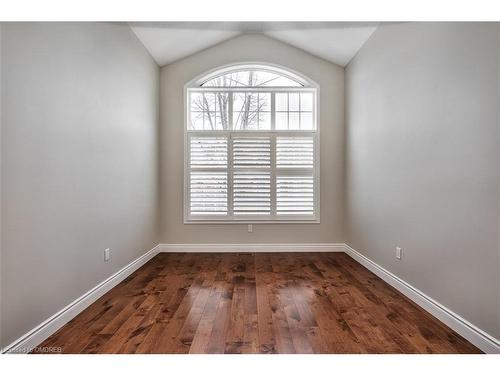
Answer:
top-left (190, 171), bottom-right (228, 215)
top-left (190, 137), bottom-right (228, 168)
top-left (233, 137), bottom-right (271, 168)
top-left (276, 136), bottom-right (314, 168)
top-left (276, 176), bottom-right (314, 215)
top-left (233, 171), bottom-right (271, 215)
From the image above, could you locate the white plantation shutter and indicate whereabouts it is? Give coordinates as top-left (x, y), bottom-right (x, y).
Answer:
top-left (189, 171), bottom-right (228, 215)
top-left (276, 136), bottom-right (314, 168)
top-left (233, 137), bottom-right (271, 168)
top-left (276, 136), bottom-right (315, 217)
top-left (233, 171), bottom-right (271, 215)
top-left (232, 137), bottom-right (271, 216)
top-left (187, 132), bottom-right (317, 220)
top-left (188, 136), bottom-right (228, 216)
top-left (190, 137), bottom-right (227, 168)
top-left (276, 176), bottom-right (314, 215)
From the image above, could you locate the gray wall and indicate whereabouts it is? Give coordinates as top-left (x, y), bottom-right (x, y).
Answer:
top-left (0, 23), bottom-right (160, 347)
top-left (160, 34), bottom-right (345, 244)
top-left (345, 23), bottom-right (500, 339)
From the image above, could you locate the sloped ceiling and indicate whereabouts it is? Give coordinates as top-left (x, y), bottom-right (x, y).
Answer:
top-left (129, 22), bottom-right (378, 67)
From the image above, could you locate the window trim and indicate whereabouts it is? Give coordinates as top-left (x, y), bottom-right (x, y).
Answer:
top-left (183, 63), bottom-right (321, 224)
top-left (196, 63), bottom-right (310, 88)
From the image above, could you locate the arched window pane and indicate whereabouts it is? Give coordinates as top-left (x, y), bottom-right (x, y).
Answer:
top-left (201, 69), bottom-right (304, 87)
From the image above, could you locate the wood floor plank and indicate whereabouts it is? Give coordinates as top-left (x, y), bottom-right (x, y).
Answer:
top-left (188, 282), bottom-right (221, 353)
top-left (206, 281), bottom-right (233, 353)
top-left (34, 253), bottom-right (482, 354)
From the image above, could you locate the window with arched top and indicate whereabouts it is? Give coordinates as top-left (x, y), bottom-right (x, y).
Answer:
top-left (184, 63), bottom-right (319, 223)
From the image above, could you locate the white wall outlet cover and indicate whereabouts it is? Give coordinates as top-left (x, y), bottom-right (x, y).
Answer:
top-left (104, 248), bottom-right (111, 262)
top-left (247, 224), bottom-right (253, 233)
top-left (396, 246), bottom-right (402, 260)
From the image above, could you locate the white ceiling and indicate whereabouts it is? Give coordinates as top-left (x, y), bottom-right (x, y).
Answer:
top-left (129, 22), bottom-right (378, 67)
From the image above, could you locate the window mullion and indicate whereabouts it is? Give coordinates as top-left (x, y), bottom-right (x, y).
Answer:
top-left (287, 93), bottom-right (290, 128)
top-left (228, 91), bottom-right (233, 130)
top-left (271, 92), bottom-right (276, 131)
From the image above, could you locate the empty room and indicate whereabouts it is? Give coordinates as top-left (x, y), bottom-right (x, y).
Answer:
top-left (1, 3), bottom-right (500, 369)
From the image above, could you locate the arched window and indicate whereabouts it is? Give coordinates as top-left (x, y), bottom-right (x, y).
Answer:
top-left (184, 63), bottom-right (319, 222)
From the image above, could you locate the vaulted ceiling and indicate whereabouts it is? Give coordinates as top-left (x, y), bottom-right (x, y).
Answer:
top-left (129, 22), bottom-right (378, 67)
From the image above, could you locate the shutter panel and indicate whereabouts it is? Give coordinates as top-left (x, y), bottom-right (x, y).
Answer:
top-left (276, 176), bottom-right (314, 215)
top-left (189, 171), bottom-right (227, 215)
top-left (232, 136), bottom-right (271, 216)
top-left (276, 136), bottom-right (314, 168)
top-left (233, 171), bottom-right (271, 215)
top-left (190, 136), bottom-right (227, 168)
top-left (233, 137), bottom-right (271, 168)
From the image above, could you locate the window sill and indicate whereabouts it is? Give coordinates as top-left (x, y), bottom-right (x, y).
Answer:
top-left (183, 219), bottom-right (321, 225)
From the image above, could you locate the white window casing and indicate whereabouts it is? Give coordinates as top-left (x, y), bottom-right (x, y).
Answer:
top-left (184, 63), bottom-right (320, 223)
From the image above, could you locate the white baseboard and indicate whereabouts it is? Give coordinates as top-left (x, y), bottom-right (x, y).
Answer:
top-left (344, 244), bottom-right (500, 354)
top-left (2, 244), bottom-right (160, 354)
top-left (158, 243), bottom-right (345, 253)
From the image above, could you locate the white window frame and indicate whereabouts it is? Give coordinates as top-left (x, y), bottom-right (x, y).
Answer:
top-left (184, 63), bottom-right (320, 224)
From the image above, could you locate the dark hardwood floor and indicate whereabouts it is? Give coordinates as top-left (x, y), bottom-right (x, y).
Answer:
top-left (35, 252), bottom-right (481, 354)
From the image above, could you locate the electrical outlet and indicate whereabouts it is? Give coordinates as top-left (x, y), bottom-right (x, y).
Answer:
top-left (396, 246), bottom-right (402, 260)
top-left (104, 248), bottom-right (111, 262)
top-left (247, 224), bottom-right (253, 233)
